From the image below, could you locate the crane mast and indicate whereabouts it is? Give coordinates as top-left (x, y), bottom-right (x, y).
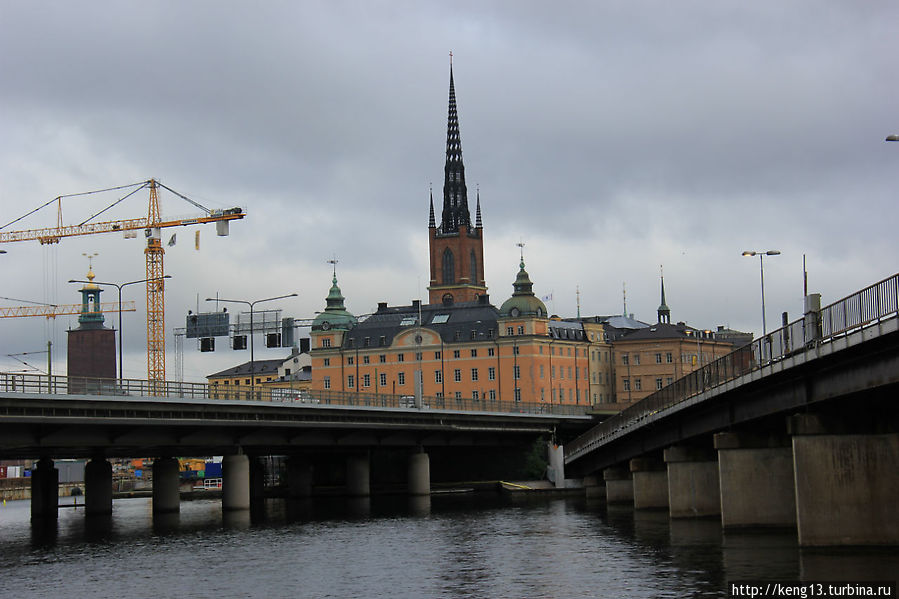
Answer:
top-left (146, 180), bottom-right (166, 386)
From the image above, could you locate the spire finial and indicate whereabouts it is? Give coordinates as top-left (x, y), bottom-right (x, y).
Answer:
top-left (623, 282), bottom-right (627, 316)
top-left (516, 239), bottom-right (525, 266)
top-left (327, 256), bottom-right (339, 281)
top-left (449, 50), bottom-right (453, 67)
top-left (658, 264), bottom-right (671, 324)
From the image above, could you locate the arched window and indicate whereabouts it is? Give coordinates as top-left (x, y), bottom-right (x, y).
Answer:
top-left (469, 250), bottom-right (478, 285)
top-left (442, 248), bottom-right (455, 284)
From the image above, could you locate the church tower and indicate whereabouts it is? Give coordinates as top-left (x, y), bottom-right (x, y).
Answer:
top-left (427, 62), bottom-right (487, 305)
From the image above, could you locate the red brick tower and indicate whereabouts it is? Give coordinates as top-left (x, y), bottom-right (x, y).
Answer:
top-left (427, 63), bottom-right (487, 306)
top-left (67, 268), bottom-right (116, 392)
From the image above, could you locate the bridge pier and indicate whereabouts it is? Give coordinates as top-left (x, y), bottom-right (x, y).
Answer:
top-left (583, 475), bottom-right (604, 501)
top-left (714, 432), bottom-right (795, 529)
top-left (790, 417), bottom-right (899, 546)
top-left (249, 457), bottom-right (265, 504)
top-left (30, 457), bottom-right (58, 520)
top-left (603, 467), bottom-right (633, 504)
top-left (407, 451), bottom-right (430, 496)
top-left (547, 442), bottom-right (565, 488)
top-left (85, 457), bottom-right (113, 516)
top-left (152, 457), bottom-right (180, 513)
top-left (664, 446), bottom-right (720, 518)
top-left (222, 453), bottom-right (251, 511)
top-left (287, 457), bottom-right (314, 498)
top-left (629, 458), bottom-right (668, 510)
top-left (346, 454), bottom-right (370, 497)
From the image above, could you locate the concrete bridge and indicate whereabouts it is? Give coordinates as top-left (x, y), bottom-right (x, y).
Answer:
top-left (0, 377), bottom-right (593, 519)
top-left (565, 273), bottom-right (899, 546)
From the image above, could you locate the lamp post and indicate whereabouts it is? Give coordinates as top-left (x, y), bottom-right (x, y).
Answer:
top-left (69, 275), bottom-right (171, 385)
top-left (205, 293), bottom-right (297, 399)
top-left (741, 250), bottom-right (780, 338)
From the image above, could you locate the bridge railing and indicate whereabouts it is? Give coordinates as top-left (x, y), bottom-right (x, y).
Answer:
top-left (566, 272), bottom-right (899, 459)
top-left (0, 372), bottom-right (588, 416)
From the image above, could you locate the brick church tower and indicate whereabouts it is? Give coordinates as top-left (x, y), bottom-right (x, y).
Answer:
top-left (427, 63), bottom-right (487, 306)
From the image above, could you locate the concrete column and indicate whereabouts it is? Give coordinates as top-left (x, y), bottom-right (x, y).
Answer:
top-left (287, 457), bottom-right (314, 499)
top-left (407, 452), bottom-right (430, 496)
top-left (547, 442), bottom-right (565, 488)
top-left (346, 454), bottom-right (370, 497)
top-left (84, 457), bottom-right (113, 516)
top-left (629, 458), bottom-right (668, 510)
top-left (715, 432), bottom-right (795, 529)
top-left (222, 453), bottom-right (251, 511)
top-left (603, 467), bottom-right (633, 505)
top-left (30, 457), bottom-right (59, 520)
top-left (664, 446), bottom-right (720, 518)
top-left (152, 457), bottom-right (180, 513)
top-left (792, 432), bottom-right (899, 546)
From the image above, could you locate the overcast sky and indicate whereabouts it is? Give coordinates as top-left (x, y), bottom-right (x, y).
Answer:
top-left (1, 1), bottom-right (897, 382)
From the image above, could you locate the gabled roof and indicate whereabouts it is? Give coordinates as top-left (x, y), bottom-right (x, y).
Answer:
top-left (617, 322), bottom-right (700, 342)
top-left (208, 358), bottom-right (287, 378)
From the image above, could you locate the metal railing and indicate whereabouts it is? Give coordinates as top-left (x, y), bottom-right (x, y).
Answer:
top-left (566, 273), bottom-right (899, 460)
top-left (0, 373), bottom-right (590, 417)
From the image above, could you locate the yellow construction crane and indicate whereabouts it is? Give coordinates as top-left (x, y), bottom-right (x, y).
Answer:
top-left (0, 300), bottom-right (136, 319)
top-left (0, 179), bottom-right (245, 386)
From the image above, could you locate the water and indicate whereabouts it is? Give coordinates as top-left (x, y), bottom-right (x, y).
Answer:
top-left (0, 495), bottom-right (896, 598)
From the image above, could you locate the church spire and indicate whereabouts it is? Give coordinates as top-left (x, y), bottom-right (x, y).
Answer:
top-left (475, 187), bottom-right (482, 229)
top-left (440, 60), bottom-right (470, 233)
top-left (428, 186), bottom-right (436, 228)
top-left (658, 265), bottom-right (671, 324)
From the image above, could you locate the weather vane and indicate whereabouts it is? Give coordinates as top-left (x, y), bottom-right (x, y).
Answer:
top-left (516, 239), bottom-right (525, 261)
top-left (82, 252), bottom-right (98, 270)
top-left (327, 256), bottom-right (339, 277)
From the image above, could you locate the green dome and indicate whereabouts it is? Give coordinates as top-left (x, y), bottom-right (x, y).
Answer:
top-left (312, 274), bottom-right (357, 331)
top-left (499, 259), bottom-right (547, 318)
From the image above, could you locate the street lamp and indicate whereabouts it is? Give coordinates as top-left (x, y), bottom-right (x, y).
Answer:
top-left (741, 250), bottom-right (781, 338)
top-left (204, 293), bottom-right (297, 398)
top-left (69, 275), bottom-right (172, 385)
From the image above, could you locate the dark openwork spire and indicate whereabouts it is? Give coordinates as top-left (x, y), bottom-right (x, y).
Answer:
top-left (439, 63), bottom-right (471, 234)
top-left (475, 187), bottom-right (482, 229)
top-left (428, 187), bottom-right (436, 228)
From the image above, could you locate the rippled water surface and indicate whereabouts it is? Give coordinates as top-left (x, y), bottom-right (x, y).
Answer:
top-left (0, 495), bottom-right (896, 598)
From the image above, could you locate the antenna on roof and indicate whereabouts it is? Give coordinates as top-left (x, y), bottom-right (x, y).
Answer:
top-left (622, 282), bottom-right (627, 316)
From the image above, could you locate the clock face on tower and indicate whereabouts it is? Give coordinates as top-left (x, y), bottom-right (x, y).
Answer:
top-left (321, 321), bottom-right (331, 330)
top-left (510, 307), bottom-right (521, 317)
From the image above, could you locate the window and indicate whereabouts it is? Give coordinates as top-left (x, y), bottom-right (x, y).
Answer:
top-left (568, 366), bottom-right (572, 379)
top-left (453, 349), bottom-right (461, 358)
top-left (655, 353), bottom-right (662, 364)
top-left (245, 379), bottom-right (251, 385)
top-left (470, 250), bottom-right (478, 285)
top-left (323, 376), bottom-right (330, 389)
top-left (656, 378), bottom-right (663, 390)
top-left (379, 335), bottom-right (387, 346)
top-left (432, 314), bottom-right (450, 324)
top-left (323, 358), bottom-right (330, 367)
top-left (488, 367), bottom-right (495, 380)
top-left (470, 349), bottom-right (477, 358)
top-left (470, 330), bottom-right (477, 340)
top-left (363, 374), bottom-right (371, 387)
top-left (552, 365), bottom-right (557, 378)
top-left (454, 369), bottom-right (462, 382)
top-left (507, 326), bottom-right (514, 336)
top-left (487, 348), bottom-right (495, 357)
top-left (415, 352), bottom-right (422, 360)
top-left (398, 372), bottom-right (405, 385)
top-left (454, 330), bottom-right (462, 341)
top-left (539, 345), bottom-right (544, 355)
top-left (540, 365), bottom-right (544, 379)
top-left (436, 392), bottom-right (444, 399)
top-left (435, 351), bottom-right (442, 359)
top-left (622, 354), bottom-right (629, 365)
top-left (666, 377), bottom-right (674, 385)
top-left (442, 248), bottom-right (455, 284)
top-left (633, 353), bottom-right (640, 365)
top-left (472, 390), bottom-right (479, 400)
top-left (398, 353), bottom-right (405, 362)
top-left (634, 378), bottom-right (642, 391)
top-left (400, 316), bottom-right (417, 326)
top-left (487, 329), bottom-right (495, 339)
top-left (513, 346), bottom-right (519, 355)
top-left (513, 365), bottom-right (520, 380)
top-left (514, 388), bottom-right (521, 401)
top-left (379, 354), bottom-right (386, 363)
top-left (364, 337), bottom-right (371, 347)
top-left (348, 375), bottom-right (355, 388)
top-left (347, 356), bottom-right (354, 365)
top-left (623, 379), bottom-right (631, 391)
top-left (435, 370), bottom-right (443, 383)
top-left (517, 325), bottom-right (524, 335)
top-left (471, 368), bottom-right (478, 381)
top-left (454, 391), bottom-right (462, 399)
top-left (379, 373), bottom-right (387, 387)
top-left (321, 338), bottom-right (331, 348)
top-left (489, 389), bottom-right (496, 400)
top-left (666, 352), bottom-right (673, 363)
top-left (363, 356), bottom-right (370, 365)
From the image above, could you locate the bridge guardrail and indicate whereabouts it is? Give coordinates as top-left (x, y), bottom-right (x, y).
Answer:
top-left (0, 372), bottom-right (589, 417)
top-left (566, 272), bottom-right (899, 460)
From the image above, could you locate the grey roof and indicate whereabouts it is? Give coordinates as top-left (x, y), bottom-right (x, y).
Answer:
top-left (618, 322), bottom-right (699, 341)
top-left (208, 358), bottom-right (287, 378)
top-left (344, 298), bottom-right (500, 348)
